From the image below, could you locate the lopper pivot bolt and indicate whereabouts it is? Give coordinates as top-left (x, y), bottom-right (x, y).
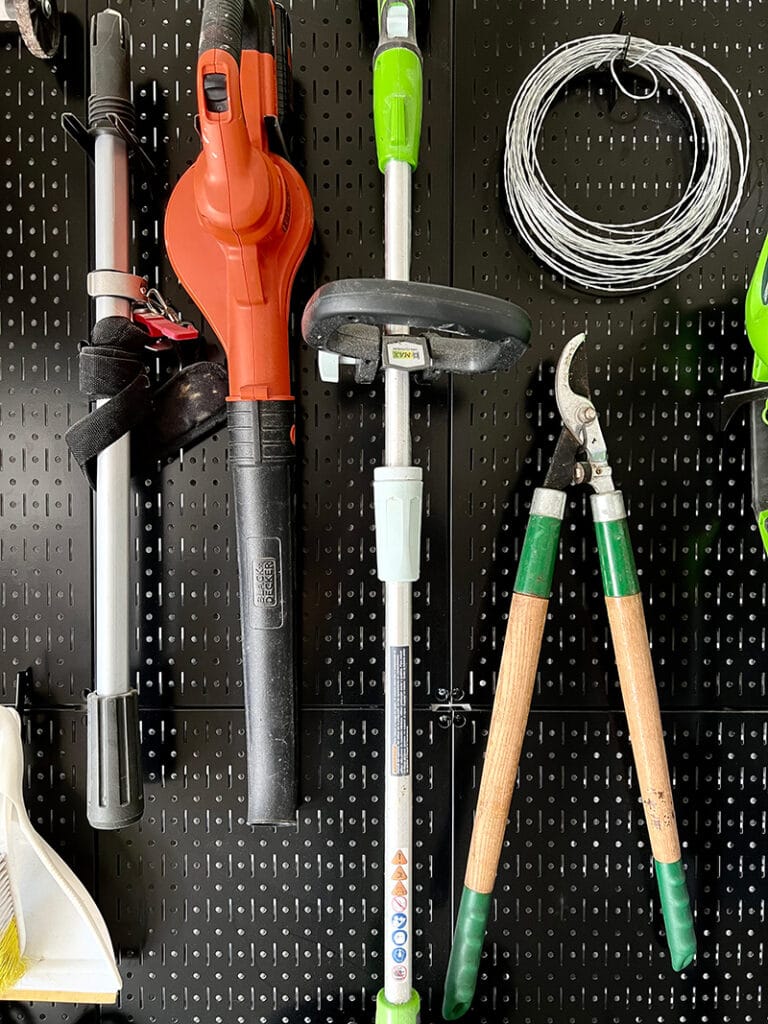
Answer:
top-left (443, 334), bottom-right (696, 1020)
top-left (165, 0), bottom-right (313, 826)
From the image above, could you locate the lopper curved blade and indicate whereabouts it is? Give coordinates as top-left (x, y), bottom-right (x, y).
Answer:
top-left (553, 332), bottom-right (614, 493)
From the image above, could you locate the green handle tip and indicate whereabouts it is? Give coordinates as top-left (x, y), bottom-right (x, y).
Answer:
top-left (655, 859), bottom-right (697, 972)
top-left (442, 887), bottom-right (491, 1020)
top-left (375, 989), bottom-right (420, 1024)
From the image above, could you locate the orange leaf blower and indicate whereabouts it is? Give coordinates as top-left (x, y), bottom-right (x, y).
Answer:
top-left (165, 0), bottom-right (313, 824)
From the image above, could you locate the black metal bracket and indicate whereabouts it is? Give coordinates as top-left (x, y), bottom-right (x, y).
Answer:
top-left (720, 384), bottom-right (768, 430)
top-left (61, 111), bottom-right (155, 173)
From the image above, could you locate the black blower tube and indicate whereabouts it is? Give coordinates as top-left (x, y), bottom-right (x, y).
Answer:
top-left (228, 401), bottom-right (298, 825)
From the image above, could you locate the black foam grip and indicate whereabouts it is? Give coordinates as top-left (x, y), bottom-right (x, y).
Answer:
top-left (88, 9), bottom-right (134, 132)
top-left (228, 401), bottom-right (298, 825)
top-left (200, 0), bottom-right (244, 63)
top-left (87, 689), bottom-right (144, 830)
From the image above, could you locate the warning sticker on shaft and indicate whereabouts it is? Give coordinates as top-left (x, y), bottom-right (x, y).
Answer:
top-left (390, 646), bottom-right (410, 776)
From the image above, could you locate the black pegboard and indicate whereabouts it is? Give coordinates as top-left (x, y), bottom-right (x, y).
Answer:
top-left (1, 1), bottom-right (768, 1023)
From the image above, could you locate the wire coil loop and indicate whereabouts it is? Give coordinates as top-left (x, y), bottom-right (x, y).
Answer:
top-left (504, 35), bottom-right (750, 292)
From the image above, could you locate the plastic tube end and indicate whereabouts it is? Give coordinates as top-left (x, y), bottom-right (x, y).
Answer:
top-left (655, 859), bottom-right (697, 971)
top-left (442, 887), bottom-right (491, 1019)
top-left (375, 988), bottom-right (420, 1024)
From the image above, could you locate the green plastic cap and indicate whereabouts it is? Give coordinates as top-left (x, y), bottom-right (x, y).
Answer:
top-left (375, 988), bottom-right (420, 1024)
top-left (442, 887), bottom-right (491, 1020)
top-left (655, 859), bottom-right (697, 971)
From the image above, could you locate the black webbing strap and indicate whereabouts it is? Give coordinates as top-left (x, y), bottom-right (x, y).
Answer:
top-left (66, 317), bottom-right (153, 487)
top-left (66, 316), bottom-right (228, 487)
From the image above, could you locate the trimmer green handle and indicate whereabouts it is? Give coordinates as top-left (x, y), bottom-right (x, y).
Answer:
top-left (443, 489), bottom-right (564, 1020)
top-left (592, 492), bottom-right (696, 972)
top-left (373, 0), bottom-right (422, 172)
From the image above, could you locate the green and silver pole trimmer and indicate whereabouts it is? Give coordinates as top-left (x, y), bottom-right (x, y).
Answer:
top-left (374, 4), bottom-right (423, 1019)
top-left (302, 6), bottom-right (531, 1021)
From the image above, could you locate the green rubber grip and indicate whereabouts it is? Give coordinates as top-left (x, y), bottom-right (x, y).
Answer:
top-left (373, 46), bottom-right (422, 171)
top-left (594, 517), bottom-right (640, 598)
top-left (376, 988), bottom-right (421, 1024)
top-left (655, 859), bottom-right (697, 971)
top-left (442, 887), bottom-right (491, 1020)
top-left (514, 513), bottom-right (562, 598)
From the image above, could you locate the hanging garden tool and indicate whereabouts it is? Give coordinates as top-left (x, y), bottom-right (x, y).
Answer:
top-left (62, 10), bottom-right (228, 830)
top-left (302, 3), bottom-right (531, 1020)
top-left (721, 234), bottom-right (768, 552)
top-left (0, 705), bottom-right (121, 1002)
top-left (64, 9), bottom-right (144, 831)
top-left (442, 333), bottom-right (696, 1020)
top-left (165, 0), bottom-right (313, 824)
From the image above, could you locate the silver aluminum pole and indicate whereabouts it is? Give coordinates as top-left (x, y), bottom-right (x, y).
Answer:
top-left (93, 134), bottom-right (131, 700)
top-left (381, 157), bottom-right (417, 1008)
top-left (85, 9), bottom-right (143, 829)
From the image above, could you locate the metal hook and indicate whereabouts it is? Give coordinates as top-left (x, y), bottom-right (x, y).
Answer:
top-left (619, 31), bottom-right (632, 66)
top-left (143, 287), bottom-right (184, 324)
top-left (609, 44), bottom-right (659, 102)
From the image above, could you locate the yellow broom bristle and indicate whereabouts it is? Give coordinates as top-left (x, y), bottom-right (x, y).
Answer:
top-left (0, 916), bottom-right (26, 994)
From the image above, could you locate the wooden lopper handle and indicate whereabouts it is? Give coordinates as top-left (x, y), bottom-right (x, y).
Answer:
top-left (444, 489), bottom-right (564, 1021)
top-left (592, 491), bottom-right (696, 971)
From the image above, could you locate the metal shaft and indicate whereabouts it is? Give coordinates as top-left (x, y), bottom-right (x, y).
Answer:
top-left (93, 133), bottom-right (131, 698)
top-left (382, 157), bottom-right (415, 1007)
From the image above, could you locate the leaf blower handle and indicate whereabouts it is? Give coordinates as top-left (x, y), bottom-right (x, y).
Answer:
top-left (228, 400), bottom-right (298, 825)
top-left (199, 0), bottom-right (244, 63)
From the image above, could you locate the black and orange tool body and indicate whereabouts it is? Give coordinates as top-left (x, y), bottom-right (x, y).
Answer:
top-left (165, 0), bottom-right (313, 824)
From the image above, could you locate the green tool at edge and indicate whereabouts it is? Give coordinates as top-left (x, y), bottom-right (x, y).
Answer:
top-left (373, 2), bottom-right (422, 1023)
top-left (745, 234), bottom-right (768, 552)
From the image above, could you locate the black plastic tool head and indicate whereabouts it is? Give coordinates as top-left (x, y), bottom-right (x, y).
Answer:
top-left (301, 278), bottom-right (532, 383)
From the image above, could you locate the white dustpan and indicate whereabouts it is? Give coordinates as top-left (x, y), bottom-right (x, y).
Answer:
top-left (0, 705), bottom-right (121, 1003)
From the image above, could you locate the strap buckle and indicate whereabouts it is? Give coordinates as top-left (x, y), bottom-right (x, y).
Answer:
top-left (134, 288), bottom-right (200, 350)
